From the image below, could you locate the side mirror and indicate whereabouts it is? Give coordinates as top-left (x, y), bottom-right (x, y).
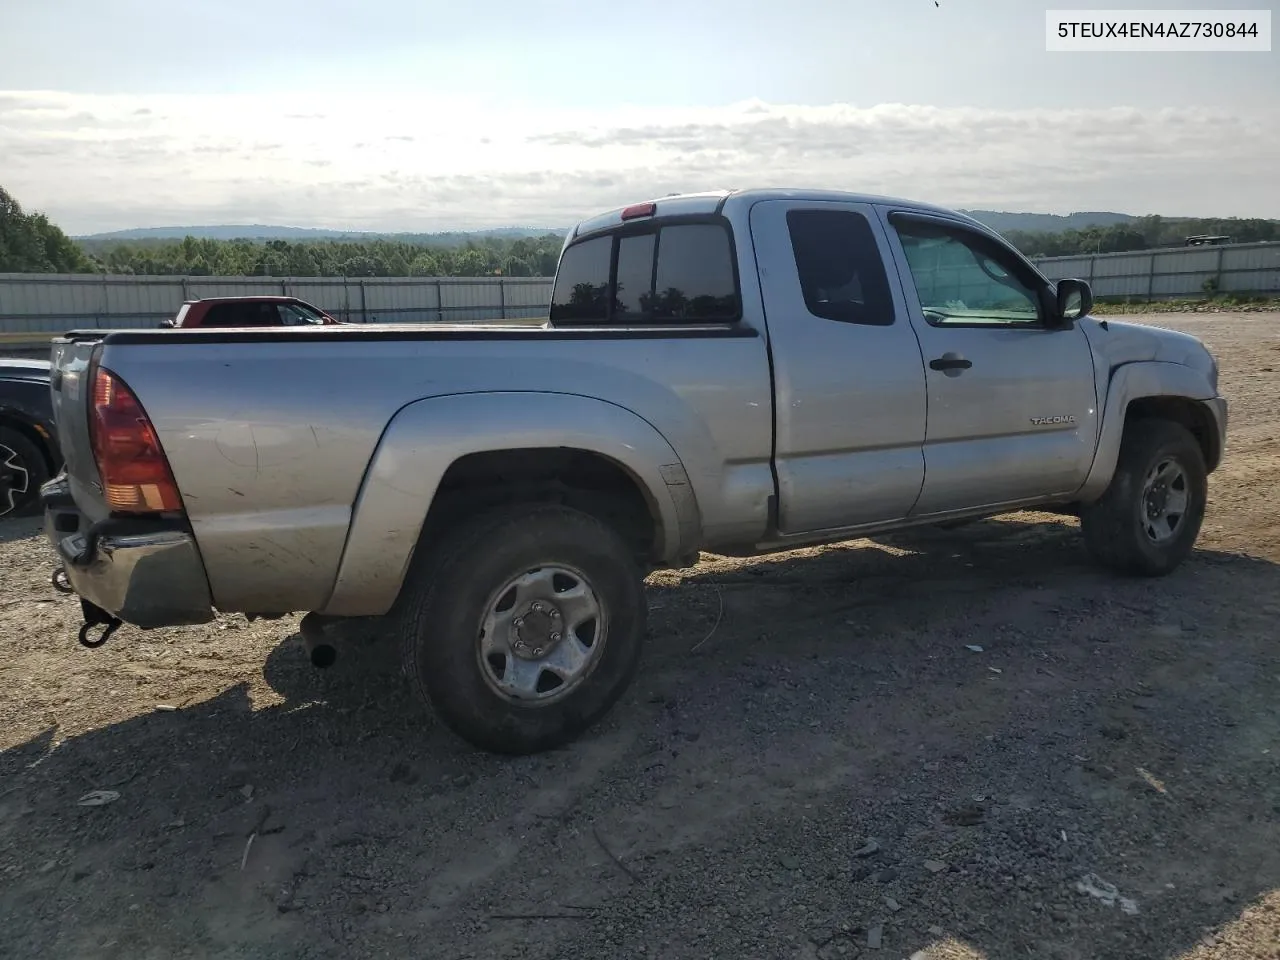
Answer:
top-left (158, 318), bottom-right (175, 329)
top-left (1055, 279), bottom-right (1093, 326)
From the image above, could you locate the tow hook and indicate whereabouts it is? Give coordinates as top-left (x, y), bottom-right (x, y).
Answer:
top-left (51, 565), bottom-right (74, 594)
top-left (78, 598), bottom-right (122, 649)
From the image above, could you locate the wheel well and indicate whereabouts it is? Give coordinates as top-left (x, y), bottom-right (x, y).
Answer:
top-left (418, 448), bottom-right (661, 562)
top-left (0, 415), bottom-right (59, 474)
top-left (1125, 396), bottom-right (1220, 471)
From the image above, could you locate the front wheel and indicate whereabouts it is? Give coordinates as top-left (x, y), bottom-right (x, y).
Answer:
top-left (397, 504), bottom-right (647, 755)
top-left (1080, 419), bottom-right (1207, 577)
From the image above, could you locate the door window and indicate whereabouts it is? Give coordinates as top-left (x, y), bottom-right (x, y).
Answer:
top-left (277, 303), bottom-right (327, 325)
top-left (892, 219), bottom-right (1043, 327)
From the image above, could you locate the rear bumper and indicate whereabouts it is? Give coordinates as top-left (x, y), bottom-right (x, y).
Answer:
top-left (42, 476), bottom-right (215, 628)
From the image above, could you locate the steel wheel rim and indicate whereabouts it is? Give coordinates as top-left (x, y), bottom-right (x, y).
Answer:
top-left (0, 442), bottom-right (29, 517)
top-left (475, 563), bottom-right (608, 706)
top-left (1141, 456), bottom-right (1190, 544)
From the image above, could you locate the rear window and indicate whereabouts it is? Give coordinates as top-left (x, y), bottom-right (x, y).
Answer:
top-left (786, 210), bottom-right (896, 326)
top-left (550, 220), bottom-right (739, 325)
top-left (614, 233), bottom-right (655, 320)
top-left (652, 225), bottom-right (737, 321)
top-left (548, 237), bottom-right (611, 322)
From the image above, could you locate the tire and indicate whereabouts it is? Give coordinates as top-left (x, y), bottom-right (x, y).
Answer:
top-left (0, 426), bottom-right (49, 520)
top-left (1080, 419), bottom-right (1207, 577)
top-left (397, 503), bottom-right (647, 755)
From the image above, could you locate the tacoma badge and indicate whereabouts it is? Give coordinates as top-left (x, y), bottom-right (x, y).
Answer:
top-left (1030, 415), bottom-right (1077, 425)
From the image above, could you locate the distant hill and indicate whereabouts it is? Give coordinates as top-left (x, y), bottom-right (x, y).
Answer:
top-left (80, 213), bottom-right (1138, 244)
top-left (67, 210), bottom-right (1278, 272)
top-left (958, 210), bottom-right (1136, 234)
top-left (77, 225), bottom-right (567, 243)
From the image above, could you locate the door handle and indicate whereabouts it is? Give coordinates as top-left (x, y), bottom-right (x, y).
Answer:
top-left (929, 354), bottom-right (972, 373)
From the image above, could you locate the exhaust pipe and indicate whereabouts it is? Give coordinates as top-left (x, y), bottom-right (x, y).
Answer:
top-left (299, 612), bottom-right (338, 669)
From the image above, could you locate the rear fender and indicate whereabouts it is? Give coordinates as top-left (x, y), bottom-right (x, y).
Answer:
top-left (319, 392), bottom-right (698, 616)
top-left (1076, 361), bottom-right (1218, 502)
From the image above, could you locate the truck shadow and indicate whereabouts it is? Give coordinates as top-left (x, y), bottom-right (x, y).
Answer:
top-left (2, 513), bottom-right (1278, 959)
top-left (0, 514), bottom-right (43, 545)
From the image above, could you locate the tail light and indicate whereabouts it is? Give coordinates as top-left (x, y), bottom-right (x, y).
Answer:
top-left (89, 366), bottom-right (183, 513)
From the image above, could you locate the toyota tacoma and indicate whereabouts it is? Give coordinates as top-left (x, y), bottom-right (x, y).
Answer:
top-left (40, 188), bottom-right (1227, 754)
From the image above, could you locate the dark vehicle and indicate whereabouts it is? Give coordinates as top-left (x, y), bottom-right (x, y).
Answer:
top-left (159, 296), bottom-right (345, 329)
top-left (0, 358), bottom-right (60, 519)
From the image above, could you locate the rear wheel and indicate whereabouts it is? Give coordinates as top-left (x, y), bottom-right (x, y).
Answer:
top-left (0, 427), bottom-right (49, 520)
top-left (1080, 419), bottom-right (1207, 576)
top-left (397, 503), bottom-right (647, 755)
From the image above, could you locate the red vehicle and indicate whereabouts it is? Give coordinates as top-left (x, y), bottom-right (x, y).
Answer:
top-left (160, 296), bottom-right (345, 329)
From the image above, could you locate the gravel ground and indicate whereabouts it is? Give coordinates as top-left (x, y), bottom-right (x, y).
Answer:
top-left (1, 311), bottom-right (1278, 960)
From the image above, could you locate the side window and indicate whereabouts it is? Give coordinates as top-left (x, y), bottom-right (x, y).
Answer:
top-left (892, 219), bottom-right (1042, 327)
top-left (550, 237), bottom-right (611, 323)
top-left (651, 224), bottom-right (738, 322)
top-left (243, 304), bottom-right (278, 327)
top-left (205, 303), bottom-right (278, 327)
top-left (786, 210), bottom-right (895, 326)
top-left (201, 304), bottom-right (239, 327)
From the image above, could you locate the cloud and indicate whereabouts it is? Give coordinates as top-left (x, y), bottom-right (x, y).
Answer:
top-left (1, 90), bottom-right (1276, 233)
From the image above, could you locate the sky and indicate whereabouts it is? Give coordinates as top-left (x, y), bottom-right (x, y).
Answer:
top-left (1, 0), bottom-right (1277, 234)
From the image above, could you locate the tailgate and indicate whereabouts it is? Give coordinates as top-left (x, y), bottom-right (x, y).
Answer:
top-left (49, 336), bottom-right (110, 521)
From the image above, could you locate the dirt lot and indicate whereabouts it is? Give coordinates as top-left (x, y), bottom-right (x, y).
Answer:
top-left (2, 311), bottom-right (1278, 960)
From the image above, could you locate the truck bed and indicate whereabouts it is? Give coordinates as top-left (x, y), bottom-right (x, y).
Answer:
top-left (50, 322), bottom-right (776, 614)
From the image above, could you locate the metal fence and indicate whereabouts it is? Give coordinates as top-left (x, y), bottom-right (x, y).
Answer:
top-left (1032, 241), bottom-right (1280, 299)
top-left (0, 274), bottom-right (556, 340)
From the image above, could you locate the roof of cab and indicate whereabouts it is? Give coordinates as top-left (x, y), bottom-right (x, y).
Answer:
top-left (568, 187), bottom-right (988, 240)
top-left (184, 295), bottom-right (314, 305)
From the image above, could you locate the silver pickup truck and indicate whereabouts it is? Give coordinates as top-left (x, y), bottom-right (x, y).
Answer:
top-left (41, 188), bottom-right (1227, 755)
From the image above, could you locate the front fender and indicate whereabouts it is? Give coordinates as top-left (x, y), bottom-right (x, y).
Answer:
top-left (320, 391), bottom-right (699, 616)
top-left (1076, 360), bottom-right (1220, 503)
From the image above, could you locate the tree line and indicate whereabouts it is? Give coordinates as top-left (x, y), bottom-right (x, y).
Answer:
top-left (81, 234), bottom-right (565, 278)
top-left (2, 184), bottom-right (1276, 277)
top-left (1, 185), bottom-right (563, 277)
top-left (0, 186), bottom-right (98, 273)
top-left (1006, 216), bottom-right (1278, 259)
